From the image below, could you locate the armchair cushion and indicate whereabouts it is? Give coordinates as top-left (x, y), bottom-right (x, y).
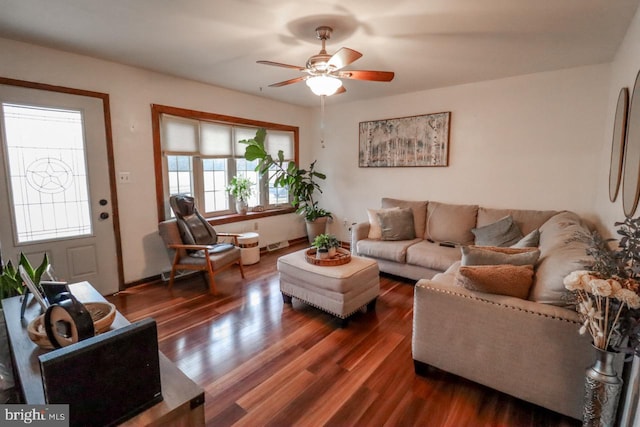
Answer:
top-left (170, 194), bottom-right (225, 248)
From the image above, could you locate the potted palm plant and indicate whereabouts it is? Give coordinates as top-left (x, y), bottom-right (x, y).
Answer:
top-left (0, 253), bottom-right (49, 300)
top-left (312, 233), bottom-right (340, 259)
top-left (241, 128), bottom-right (332, 242)
top-left (226, 176), bottom-right (253, 215)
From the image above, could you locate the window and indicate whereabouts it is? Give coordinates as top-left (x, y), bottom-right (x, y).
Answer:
top-left (152, 105), bottom-right (298, 221)
top-left (1, 103), bottom-right (92, 243)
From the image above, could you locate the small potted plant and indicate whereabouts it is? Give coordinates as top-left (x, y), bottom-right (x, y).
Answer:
top-left (0, 253), bottom-right (49, 300)
top-left (226, 176), bottom-right (253, 215)
top-left (312, 233), bottom-right (340, 259)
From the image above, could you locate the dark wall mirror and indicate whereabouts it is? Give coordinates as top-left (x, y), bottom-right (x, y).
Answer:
top-left (623, 70), bottom-right (640, 217)
top-left (609, 87), bottom-right (629, 202)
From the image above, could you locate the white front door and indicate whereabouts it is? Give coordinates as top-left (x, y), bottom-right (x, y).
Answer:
top-left (0, 83), bottom-right (120, 295)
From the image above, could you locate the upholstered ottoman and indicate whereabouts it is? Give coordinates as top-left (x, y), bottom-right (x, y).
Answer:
top-left (277, 249), bottom-right (380, 326)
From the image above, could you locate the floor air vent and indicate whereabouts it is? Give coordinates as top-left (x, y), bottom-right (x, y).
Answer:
top-left (266, 241), bottom-right (289, 252)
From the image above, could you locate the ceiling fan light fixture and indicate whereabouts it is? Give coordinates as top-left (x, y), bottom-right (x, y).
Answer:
top-left (306, 75), bottom-right (342, 96)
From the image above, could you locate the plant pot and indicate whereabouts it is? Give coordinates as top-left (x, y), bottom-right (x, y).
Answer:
top-left (316, 248), bottom-right (329, 260)
top-left (306, 217), bottom-right (329, 244)
top-left (328, 247), bottom-right (337, 258)
top-left (236, 200), bottom-right (248, 215)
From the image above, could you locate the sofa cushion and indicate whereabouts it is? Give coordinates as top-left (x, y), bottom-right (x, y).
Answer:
top-left (425, 201), bottom-right (478, 245)
top-left (461, 245), bottom-right (540, 266)
top-left (476, 207), bottom-right (557, 236)
top-left (455, 264), bottom-right (535, 299)
top-left (512, 229), bottom-right (540, 248)
top-left (472, 215), bottom-right (523, 247)
top-left (406, 241), bottom-right (462, 271)
top-left (381, 198), bottom-right (428, 238)
top-left (367, 207), bottom-right (399, 239)
top-left (379, 208), bottom-right (416, 241)
top-left (356, 238), bottom-right (422, 263)
top-left (530, 211), bottom-right (592, 306)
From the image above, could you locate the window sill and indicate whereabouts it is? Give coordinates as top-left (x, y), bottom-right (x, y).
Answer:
top-left (207, 206), bottom-right (297, 226)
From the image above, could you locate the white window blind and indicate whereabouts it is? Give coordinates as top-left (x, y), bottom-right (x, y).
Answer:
top-left (161, 115), bottom-right (198, 153)
top-left (200, 122), bottom-right (233, 157)
top-left (267, 130), bottom-right (294, 160)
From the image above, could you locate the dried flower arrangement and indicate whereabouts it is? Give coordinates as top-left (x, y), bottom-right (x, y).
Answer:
top-left (563, 217), bottom-right (640, 355)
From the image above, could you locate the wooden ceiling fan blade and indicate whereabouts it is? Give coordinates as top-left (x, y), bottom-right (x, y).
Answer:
top-left (340, 70), bottom-right (395, 82)
top-left (334, 86), bottom-right (347, 95)
top-left (268, 76), bottom-right (307, 87)
top-left (257, 60), bottom-right (306, 71)
top-left (327, 48), bottom-right (363, 70)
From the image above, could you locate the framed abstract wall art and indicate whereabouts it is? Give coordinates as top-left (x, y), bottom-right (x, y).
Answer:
top-left (358, 111), bottom-right (451, 167)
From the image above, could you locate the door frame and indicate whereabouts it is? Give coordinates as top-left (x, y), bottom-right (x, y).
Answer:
top-left (0, 77), bottom-right (124, 290)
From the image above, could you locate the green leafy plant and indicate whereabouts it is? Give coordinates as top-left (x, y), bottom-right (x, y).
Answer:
top-left (241, 128), bottom-right (332, 222)
top-left (226, 176), bottom-right (254, 202)
top-left (0, 253), bottom-right (49, 300)
top-left (311, 233), bottom-right (340, 250)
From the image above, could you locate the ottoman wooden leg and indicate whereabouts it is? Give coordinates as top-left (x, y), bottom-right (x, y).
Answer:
top-left (338, 317), bottom-right (349, 328)
top-left (366, 298), bottom-right (377, 312)
top-left (282, 293), bottom-right (292, 304)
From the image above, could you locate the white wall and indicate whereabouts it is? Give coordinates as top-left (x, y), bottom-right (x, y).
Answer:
top-left (313, 65), bottom-right (611, 241)
top-left (595, 5), bottom-right (640, 238)
top-left (0, 38), bottom-right (312, 283)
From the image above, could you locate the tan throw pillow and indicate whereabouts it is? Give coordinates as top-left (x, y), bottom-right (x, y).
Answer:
top-left (461, 245), bottom-right (540, 266)
top-left (378, 208), bottom-right (416, 241)
top-left (455, 265), bottom-right (535, 299)
top-left (425, 201), bottom-right (478, 245)
top-left (367, 207), bottom-right (399, 239)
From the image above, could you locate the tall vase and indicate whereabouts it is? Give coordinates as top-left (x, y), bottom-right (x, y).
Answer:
top-left (583, 346), bottom-right (623, 427)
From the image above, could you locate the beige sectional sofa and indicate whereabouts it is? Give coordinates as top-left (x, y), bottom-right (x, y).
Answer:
top-left (351, 198), bottom-right (595, 419)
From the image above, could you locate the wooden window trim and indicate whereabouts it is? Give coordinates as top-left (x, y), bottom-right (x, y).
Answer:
top-left (151, 104), bottom-right (299, 222)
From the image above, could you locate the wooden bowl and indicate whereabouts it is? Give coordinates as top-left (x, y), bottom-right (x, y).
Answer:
top-left (27, 301), bottom-right (117, 350)
top-left (305, 247), bottom-right (351, 266)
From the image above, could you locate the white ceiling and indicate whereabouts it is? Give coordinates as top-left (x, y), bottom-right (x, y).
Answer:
top-left (0, 0), bottom-right (638, 107)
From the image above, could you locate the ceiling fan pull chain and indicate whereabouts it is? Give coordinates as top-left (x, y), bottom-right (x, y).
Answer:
top-left (320, 94), bottom-right (326, 149)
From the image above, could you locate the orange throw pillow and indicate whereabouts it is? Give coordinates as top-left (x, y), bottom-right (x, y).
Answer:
top-left (455, 264), bottom-right (534, 299)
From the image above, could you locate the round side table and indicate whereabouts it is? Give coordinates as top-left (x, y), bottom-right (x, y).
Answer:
top-left (237, 232), bottom-right (260, 265)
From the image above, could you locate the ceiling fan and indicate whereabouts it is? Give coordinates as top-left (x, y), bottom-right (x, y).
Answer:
top-left (257, 26), bottom-right (395, 96)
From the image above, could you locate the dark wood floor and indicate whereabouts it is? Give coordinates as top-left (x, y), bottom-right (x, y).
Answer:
top-left (107, 243), bottom-right (580, 427)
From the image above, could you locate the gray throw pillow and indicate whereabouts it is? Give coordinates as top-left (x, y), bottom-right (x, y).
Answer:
top-left (471, 215), bottom-right (523, 247)
top-left (461, 245), bottom-right (541, 266)
top-left (511, 229), bottom-right (540, 248)
top-left (378, 208), bottom-right (416, 241)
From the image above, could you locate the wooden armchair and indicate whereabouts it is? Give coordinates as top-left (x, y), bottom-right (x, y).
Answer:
top-left (158, 220), bottom-right (244, 295)
top-left (158, 195), bottom-right (245, 295)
